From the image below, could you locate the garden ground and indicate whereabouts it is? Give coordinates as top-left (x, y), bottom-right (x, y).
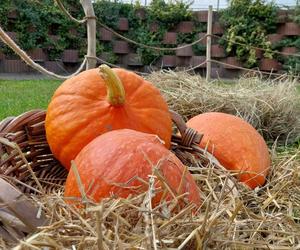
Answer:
top-left (0, 72), bottom-right (300, 249)
top-left (1, 77), bottom-right (299, 121)
top-left (0, 79), bottom-right (61, 120)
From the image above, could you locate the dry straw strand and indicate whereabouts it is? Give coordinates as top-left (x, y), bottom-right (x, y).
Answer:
top-left (147, 70), bottom-right (300, 144)
top-left (1, 71), bottom-right (300, 249)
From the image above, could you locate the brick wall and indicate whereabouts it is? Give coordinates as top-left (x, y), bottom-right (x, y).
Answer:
top-left (0, 10), bottom-right (299, 78)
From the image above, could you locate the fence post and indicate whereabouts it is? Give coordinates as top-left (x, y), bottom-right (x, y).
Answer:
top-left (206, 5), bottom-right (213, 82)
top-left (80, 0), bottom-right (97, 70)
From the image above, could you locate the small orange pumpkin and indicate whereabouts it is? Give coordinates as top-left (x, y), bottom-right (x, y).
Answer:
top-left (64, 129), bottom-right (200, 207)
top-left (45, 65), bottom-right (172, 169)
top-left (186, 112), bottom-right (270, 189)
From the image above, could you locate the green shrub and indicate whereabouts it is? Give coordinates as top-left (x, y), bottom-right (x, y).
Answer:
top-left (220, 0), bottom-right (278, 67)
top-left (148, 0), bottom-right (192, 27)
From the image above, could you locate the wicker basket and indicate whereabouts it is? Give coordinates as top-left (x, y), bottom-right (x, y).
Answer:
top-left (0, 110), bottom-right (66, 241)
top-left (0, 109), bottom-right (236, 242)
top-left (0, 109), bottom-right (203, 193)
top-left (0, 109), bottom-right (235, 196)
top-left (0, 110), bottom-right (67, 194)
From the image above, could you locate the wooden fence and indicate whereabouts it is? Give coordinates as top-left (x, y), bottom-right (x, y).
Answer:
top-left (0, 6), bottom-right (299, 79)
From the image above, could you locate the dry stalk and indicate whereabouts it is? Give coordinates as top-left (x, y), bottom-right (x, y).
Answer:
top-left (147, 71), bottom-right (300, 144)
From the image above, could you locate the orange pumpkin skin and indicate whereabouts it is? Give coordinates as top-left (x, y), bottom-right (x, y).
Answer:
top-left (45, 67), bottom-right (172, 170)
top-left (186, 112), bottom-right (270, 189)
top-left (64, 129), bottom-right (200, 207)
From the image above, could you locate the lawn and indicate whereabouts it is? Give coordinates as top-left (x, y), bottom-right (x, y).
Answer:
top-left (0, 77), bottom-right (299, 123)
top-left (0, 79), bottom-right (62, 120)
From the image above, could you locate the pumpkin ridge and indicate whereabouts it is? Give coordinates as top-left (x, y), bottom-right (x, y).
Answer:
top-left (124, 112), bottom-right (170, 144)
top-left (131, 107), bottom-right (172, 123)
top-left (46, 66), bottom-right (173, 170)
top-left (64, 129), bottom-right (200, 206)
top-left (46, 97), bottom-right (108, 120)
top-left (128, 82), bottom-right (164, 105)
top-left (119, 104), bottom-right (171, 131)
top-left (47, 109), bottom-right (112, 165)
top-left (187, 112), bottom-right (270, 189)
top-left (51, 76), bottom-right (106, 101)
top-left (126, 80), bottom-right (148, 102)
top-left (49, 92), bottom-right (102, 102)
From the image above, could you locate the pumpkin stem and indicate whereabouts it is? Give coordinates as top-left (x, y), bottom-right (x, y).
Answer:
top-left (99, 64), bottom-right (125, 106)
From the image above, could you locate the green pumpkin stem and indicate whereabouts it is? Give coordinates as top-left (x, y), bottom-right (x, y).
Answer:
top-left (99, 64), bottom-right (125, 106)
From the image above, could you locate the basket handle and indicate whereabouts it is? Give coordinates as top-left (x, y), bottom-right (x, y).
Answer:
top-left (170, 110), bottom-right (203, 147)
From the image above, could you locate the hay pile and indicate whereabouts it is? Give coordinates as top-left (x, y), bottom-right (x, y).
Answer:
top-left (7, 147), bottom-right (300, 249)
top-left (2, 71), bottom-right (300, 249)
top-left (147, 71), bottom-right (300, 144)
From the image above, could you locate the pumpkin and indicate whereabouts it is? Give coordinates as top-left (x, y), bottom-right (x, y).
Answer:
top-left (45, 65), bottom-right (172, 170)
top-left (186, 112), bottom-right (270, 189)
top-left (64, 129), bottom-right (200, 207)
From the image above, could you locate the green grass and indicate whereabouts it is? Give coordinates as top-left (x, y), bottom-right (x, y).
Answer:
top-left (0, 79), bottom-right (299, 122)
top-left (0, 79), bottom-right (62, 120)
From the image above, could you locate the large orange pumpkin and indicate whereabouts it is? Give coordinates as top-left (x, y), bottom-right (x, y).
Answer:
top-left (45, 65), bottom-right (172, 169)
top-left (186, 112), bottom-right (270, 189)
top-left (64, 129), bottom-right (200, 207)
